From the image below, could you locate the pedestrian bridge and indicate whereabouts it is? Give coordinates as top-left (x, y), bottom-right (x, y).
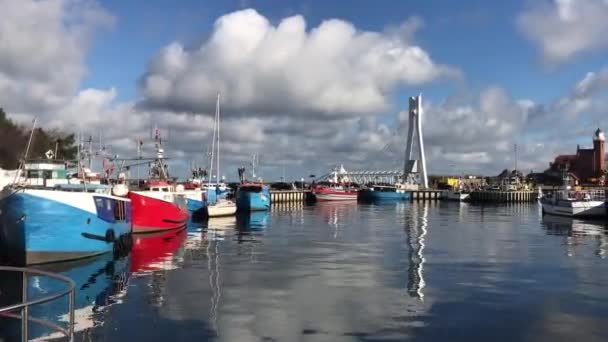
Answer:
top-left (316, 170), bottom-right (420, 185)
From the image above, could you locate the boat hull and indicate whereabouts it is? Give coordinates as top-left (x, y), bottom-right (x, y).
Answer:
top-left (184, 187), bottom-right (230, 216)
top-left (0, 189), bottom-right (131, 265)
top-left (358, 189), bottom-right (410, 201)
top-left (128, 191), bottom-right (189, 234)
top-left (236, 186), bottom-right (271, 212)
top-left (541, 198), bottom-right (607, 218)
top-left (314, 187), bottom-right (358, 202)
top-left (208, 201), bottom-right (238, 217)
top-left (443, 191), bottom-right (471, 201)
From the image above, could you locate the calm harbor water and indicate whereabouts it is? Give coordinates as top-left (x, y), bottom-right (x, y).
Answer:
top-left (2, 201), bottom-right (608, 341)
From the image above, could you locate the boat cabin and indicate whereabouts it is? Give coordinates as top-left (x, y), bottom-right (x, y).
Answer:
top-left (18, 161), bottom-right (70, 188)
top-left (143, 180), bottom-right (175, 192)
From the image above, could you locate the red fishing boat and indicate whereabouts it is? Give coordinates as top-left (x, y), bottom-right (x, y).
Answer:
top-left (313, 164), bottom-right (358, 201)
top-left (127, 129), bottom-right (189, 234)
top-left (313, 185), bottom-right (358, 201)
top-left (128, 180), bottom-right (189, 233)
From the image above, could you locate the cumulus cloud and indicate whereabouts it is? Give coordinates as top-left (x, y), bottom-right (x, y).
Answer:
top-left (4, 2), bottom-right (608, 180)
top-left (553, 67), bottom-right (608, 118)
top-left (517, 0), bottom-right (608, 64)
top-left (0, 0), bottom-right (114, 114)
top-left (139, 9), bottom-right (459, 118)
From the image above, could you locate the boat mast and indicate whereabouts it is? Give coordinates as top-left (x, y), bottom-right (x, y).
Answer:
top-left (216, 92), bottom-right (221, 185)
top-left (14, 117), bottom-right (37, 184)
top-left (208, 94), bottom-right (219, 188)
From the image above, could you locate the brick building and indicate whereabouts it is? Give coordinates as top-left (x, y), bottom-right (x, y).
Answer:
top-left (547, 128), bottom-right (606, 183)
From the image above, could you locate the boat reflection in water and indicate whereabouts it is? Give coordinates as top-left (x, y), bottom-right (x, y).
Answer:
top-left (315, 201), bottom-right (358, 238)
top-left (543, 215), bottom-right (608, 258)
top-left (236, 211), bottom-right (269, 231)
top-left (130, 228), bottom-right (188, 274)
top-left (16, 253), bottom-right (129, 340)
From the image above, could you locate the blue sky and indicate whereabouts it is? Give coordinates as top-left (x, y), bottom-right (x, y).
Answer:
top-left (84, 0), bottom-right (604, 105)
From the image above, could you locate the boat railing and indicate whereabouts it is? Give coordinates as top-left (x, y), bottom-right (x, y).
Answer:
top-left (0, 266), bottom-right (75, 342)
top-left (556, 189), bottom-right (607, 201)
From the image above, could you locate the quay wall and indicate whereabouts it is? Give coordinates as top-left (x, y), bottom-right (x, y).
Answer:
top-left (270, 190), bottom-right (313, 203)
top-left (471, 190), bottom-right (537, 202)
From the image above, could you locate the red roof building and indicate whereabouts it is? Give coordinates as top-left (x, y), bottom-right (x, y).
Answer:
top-left (548, 128), bottom-right (606, 182)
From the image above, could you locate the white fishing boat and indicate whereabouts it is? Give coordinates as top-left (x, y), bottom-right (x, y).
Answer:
top-left (443, 189), bottom-right (471, 201)
top-left (540, 174), bottom-right (606, 218)
top-left (206, 93), bottom-right (236, 218)
top-left (442, 178), bottom-right (470, 201)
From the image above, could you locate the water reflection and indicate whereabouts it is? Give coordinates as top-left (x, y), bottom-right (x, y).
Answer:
top-left (315, 202), bottom-right (358, 238)
top-left (542, 215), bottom-right (608, 258)
top-left (22, 202), bottom-right (608, 341)
top-left (131, 228), bottom-right (188, 274)
top-left (10, 253), bottom-right (130, 341)
top-left (406, 202), bottom-right (428, 300)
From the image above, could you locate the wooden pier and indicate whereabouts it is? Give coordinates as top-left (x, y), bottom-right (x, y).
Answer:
top-left (270, 190), bottom-right (312, 203)
top-left (471, 190), bottom-right (537, 202)
top-left (410, 190), bottom-right (443, 201)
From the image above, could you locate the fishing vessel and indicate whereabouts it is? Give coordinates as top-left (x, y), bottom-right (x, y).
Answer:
top-left (0, 159), bottom-right (132, 265)
top-left (235, 153), bottom-right (270, 211)
top-left (358, 183), bottom-right (411, 201)
top-left (127, 130), bottom-right (189, 233)
top-left (443, 189), bottom-right (471, 201)
top-left (205, 93), bottom-right (237, 218)
top-left (313, 165), bottom-right (358, 202)
top-left (540, 173), bottom-right (607, 218)
top-left (236, 182), bottom-right (271, 211)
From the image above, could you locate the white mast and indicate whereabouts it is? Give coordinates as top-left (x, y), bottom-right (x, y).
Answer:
top-left (216, 93), bottom-right (221, 184)
top-left (208, 96), bottom-right (218, 187)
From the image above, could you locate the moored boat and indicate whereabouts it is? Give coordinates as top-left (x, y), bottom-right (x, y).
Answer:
top-left (0, 160), bottom-right (132, 265)
top-left (540, 173), bottom-right (607, 218)
top-left (128, 180), bottom-right (189, 234)
top-left (314, 185), bottom-right (358, 201)
top-left (312, 165), bottom-right (358, 202)
top-left (443, 189), bottom-right (471, 201)
top-left (358, 184), bottom-right (411, 202)
top-left (208, 198), bottom-right (238, 217)
top-left (204, 93), bottom-right (237, 217)
top-left (124, 129), bottom-right (189, 233)
top-left (236, 183), bottom-right (271, 211)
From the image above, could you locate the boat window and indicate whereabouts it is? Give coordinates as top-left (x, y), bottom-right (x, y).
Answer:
top-left (240, 186), bottom-right (262, 193)
top-left (114, 199), bottom-right (127, 221)
top-left (27, 170), bottom-right (41, 178)
top-left (162, 187), bottom-right (169, 192)
top-left (94, 196), bottom-right (116, 223)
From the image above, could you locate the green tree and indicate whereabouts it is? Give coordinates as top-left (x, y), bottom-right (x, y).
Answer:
top-left (0, 108), bottom-right (78, 169)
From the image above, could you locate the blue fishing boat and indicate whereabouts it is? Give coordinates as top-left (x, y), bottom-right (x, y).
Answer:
top-left (358, 184), bottom-right (411, 202)
top-left (236, 183), bottom-right (271, 212)
top-left (0, 161), bottom-right (132, 265)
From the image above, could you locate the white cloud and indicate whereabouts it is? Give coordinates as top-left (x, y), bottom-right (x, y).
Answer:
top-left (0, 0), bottom-right (114, 114)
top-left (139, 9), bottom-right (459, 118)
top-left (517, 0), bottom-right (608, 64)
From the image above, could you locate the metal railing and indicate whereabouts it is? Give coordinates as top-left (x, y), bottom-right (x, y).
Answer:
top-left (0, 266), bottom-right (75, 341)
